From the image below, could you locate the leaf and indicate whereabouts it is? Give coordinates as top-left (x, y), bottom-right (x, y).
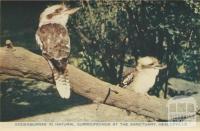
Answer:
top-left (177, 65), bottom-right (186, 74)
top-left (168, 29), bottom-right (174, 35)
top-left (159, 24), bottom-right (165, 29)
top-left (180, 41), bottom-right (190, 48)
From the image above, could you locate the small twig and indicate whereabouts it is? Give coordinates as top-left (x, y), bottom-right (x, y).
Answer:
top-left (103, 88), bottom-right (111, 104)
top-left (189, 30), bottom-right (193, 42)
top-left (103, 88), bottom-right (119, 104)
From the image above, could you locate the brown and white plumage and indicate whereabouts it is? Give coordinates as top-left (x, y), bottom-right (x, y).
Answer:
top-left (35, 4), bottom-right (79, 99)
top-left (120, 56), bottom-right (166, 95)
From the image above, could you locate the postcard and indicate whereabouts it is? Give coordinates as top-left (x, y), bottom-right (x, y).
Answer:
top-left (0, 0), bottom-right (200, 130)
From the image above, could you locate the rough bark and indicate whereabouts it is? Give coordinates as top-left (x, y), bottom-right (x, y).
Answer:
top-left (0, 46), bottom-right (197, 121)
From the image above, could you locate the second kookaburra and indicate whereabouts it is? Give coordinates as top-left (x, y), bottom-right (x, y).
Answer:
top-left (35, 4), bottom-right (80, 99)
top-left (120, 56), bottom-right (166, 95)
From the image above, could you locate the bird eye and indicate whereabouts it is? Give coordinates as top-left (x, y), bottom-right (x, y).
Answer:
top-left (47, 14), bottom-right (53, 19)
top-left (149, 63), bottom-right (154, 66)
top-left (55, 7), bottom-right (63, 13)
top-left (46, 7), bottom-right (63, 19)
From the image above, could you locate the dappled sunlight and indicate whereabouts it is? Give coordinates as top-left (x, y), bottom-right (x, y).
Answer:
top-left (0, 76), bottom-right (91, 121)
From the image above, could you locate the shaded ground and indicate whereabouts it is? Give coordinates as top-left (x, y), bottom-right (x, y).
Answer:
top-left (12, 104), bottom-right (152, 122)
top-left (0, 75), bottom-right (91, 121)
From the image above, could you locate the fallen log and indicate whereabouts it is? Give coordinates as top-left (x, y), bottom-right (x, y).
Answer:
top-left (0, 45), bottom-right (196, 121)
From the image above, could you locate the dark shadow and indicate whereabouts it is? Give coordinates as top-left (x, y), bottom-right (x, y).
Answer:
top-left (0, 77), bottom-right (92, 121)
top-left (148, 69), bottom-right (167, 97)
top-left (167, 88), bottom-right (198, 97)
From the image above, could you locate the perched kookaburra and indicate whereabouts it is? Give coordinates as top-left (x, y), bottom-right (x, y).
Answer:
top-left (35, 4), bottom-right (80, 99)
top-left (120, 56), bottom-right (166, 95)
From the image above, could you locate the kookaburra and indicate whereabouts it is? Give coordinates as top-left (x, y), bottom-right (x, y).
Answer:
top-left (35, 4), bottom-right (80, 99)
top-left (120, 56), bottom-right (166, 95)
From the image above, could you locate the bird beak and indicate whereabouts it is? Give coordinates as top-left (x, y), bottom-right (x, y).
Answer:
top-left (64, 7), bottom-right (80, 15)
top-left (154, 64), bottom-right (167, 70)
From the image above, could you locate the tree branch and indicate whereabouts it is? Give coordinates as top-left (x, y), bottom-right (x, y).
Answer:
top-left (0, 46), bottom-right (198, 121)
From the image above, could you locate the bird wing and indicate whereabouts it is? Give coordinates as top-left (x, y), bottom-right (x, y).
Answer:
top-left (120, 68), bottom-right (137, 87)
top-left (36, 23), bottom-right (70, 60)
top-left (36, 23), bottom-right (71, 99)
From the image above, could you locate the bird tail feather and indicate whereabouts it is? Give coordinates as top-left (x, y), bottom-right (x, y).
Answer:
top-left (46, 59), bottom-right (71, 99)
top-left (54, 74), bottom-right (71, 99)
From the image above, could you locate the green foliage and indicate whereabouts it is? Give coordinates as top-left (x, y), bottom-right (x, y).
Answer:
top-left (69, 1), bottom-right (200, 84)
top-left (185, 0), bottom-right (200, 14)
top-left (1, 1), bottom-right (199, 84)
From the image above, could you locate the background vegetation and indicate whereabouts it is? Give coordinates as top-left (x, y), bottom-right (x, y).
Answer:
top-left (1, 0), bottom-right (200, 88)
